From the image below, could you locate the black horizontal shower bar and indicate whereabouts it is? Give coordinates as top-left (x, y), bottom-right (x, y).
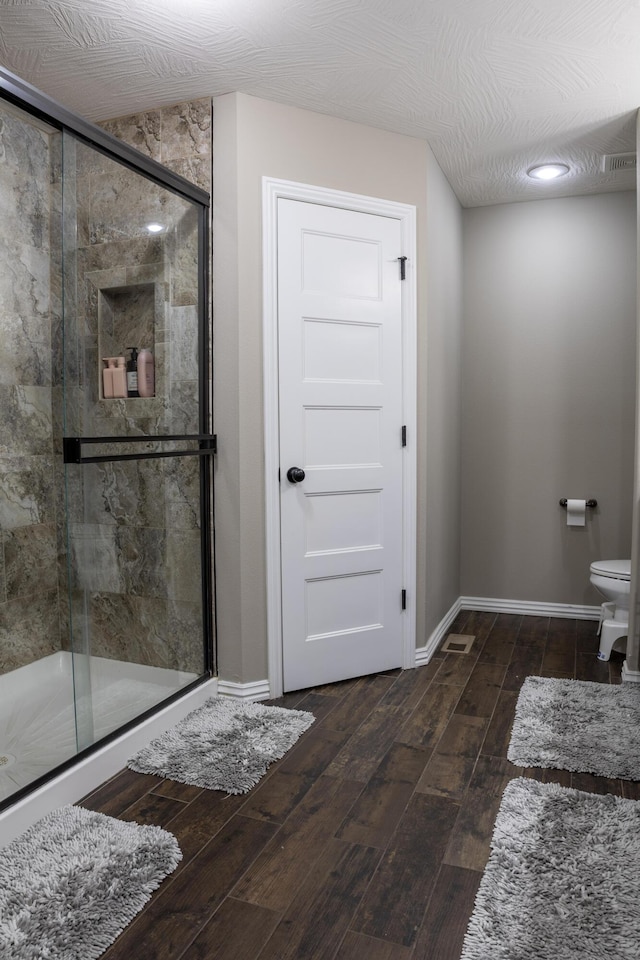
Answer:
top-left (63, 434), bottom-right (217, 465)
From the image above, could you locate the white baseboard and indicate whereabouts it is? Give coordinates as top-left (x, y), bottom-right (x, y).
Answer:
top-left (459, 597), bottom-right (601, 621)
top-left (415, 595), bottom-right (601, 668)
top-left (0, 677), bottom-right (218, 849)
top-left (416, 597), bottom-right (462, 666)
top-left (217, 678), bottom-right (271, 701)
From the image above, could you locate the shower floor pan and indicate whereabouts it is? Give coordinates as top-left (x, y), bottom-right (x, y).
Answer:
top-left (0, 653), bottom-right (197, 802)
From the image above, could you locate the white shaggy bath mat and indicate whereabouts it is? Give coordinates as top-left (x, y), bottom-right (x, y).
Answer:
top-left (128, 696), bottom-right (315, 793)
top-left (0, 804), bottom-right (181, 959)
top-left (461, 777), bottom-right (640, 960)
top-left (507, 676), bottom-right (640, 780)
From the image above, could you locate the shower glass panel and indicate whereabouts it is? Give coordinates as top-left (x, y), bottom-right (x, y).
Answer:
top-left (61, 132), bottom-right (209, 754)
top-left (0, 68), bottom-right (212, 810)
top-left (0, 101), bottom-right (77, 800)
top-left (64, 455), bottom-right (206, 750)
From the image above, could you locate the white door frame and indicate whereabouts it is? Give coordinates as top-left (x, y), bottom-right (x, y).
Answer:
top-left (262, 177), bottom-right (417, 698)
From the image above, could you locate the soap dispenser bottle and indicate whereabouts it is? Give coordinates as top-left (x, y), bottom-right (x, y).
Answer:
top-left (137, 348), bottom-right (155, 398)
top-left (126, 347), bottom-right (139, 397)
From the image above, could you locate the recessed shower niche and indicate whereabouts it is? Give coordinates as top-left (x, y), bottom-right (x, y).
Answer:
top-left (98, 282), bottom-right (157, 401)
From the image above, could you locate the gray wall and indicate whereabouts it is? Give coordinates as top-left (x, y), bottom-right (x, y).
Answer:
top-left (424, 150), bottom-right (463, 638)
top-left (213, 94), bottom-right (459, 682)
top-left (461, 192), bottom-right (637, 605)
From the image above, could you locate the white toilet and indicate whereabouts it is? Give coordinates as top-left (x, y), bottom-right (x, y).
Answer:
top-left (589, 559), bottom-right (631, 661)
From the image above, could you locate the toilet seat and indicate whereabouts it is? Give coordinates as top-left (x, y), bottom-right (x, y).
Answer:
top-left (589, 559), bottom-right (630, 581)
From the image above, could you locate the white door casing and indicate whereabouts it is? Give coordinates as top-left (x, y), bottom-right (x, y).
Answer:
top-left (263, 178), bottom-right (417, 697)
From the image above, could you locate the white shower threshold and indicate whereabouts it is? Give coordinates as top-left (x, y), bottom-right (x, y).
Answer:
top-left (0, 652), bottom-right (217, 847)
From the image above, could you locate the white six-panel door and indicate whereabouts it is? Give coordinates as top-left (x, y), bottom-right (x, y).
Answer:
top-left (277, 198), bottom-right (405, 691)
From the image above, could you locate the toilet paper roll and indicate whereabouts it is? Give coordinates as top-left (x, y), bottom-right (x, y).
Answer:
top-left (566, 499), bottom-right (586, 527)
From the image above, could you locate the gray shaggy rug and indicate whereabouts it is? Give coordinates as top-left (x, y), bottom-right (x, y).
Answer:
top-left (128, 696), bottom-right (315, 793)
top-left (461, 777), bottom-right (640, 960)
top-left (0, 804), bottom-right (181, 960)
top-left (507, 676), bottom-right (640, 780)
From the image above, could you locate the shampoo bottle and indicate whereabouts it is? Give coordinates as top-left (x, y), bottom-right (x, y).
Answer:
top-left (102, 357), bottom-right (115, 399)
top-left (113, 357), bottom-right (128, 398)
top-left (137, 348), bottom-right (155, 398)
top-left (126, 347), bottom-right (139, 397)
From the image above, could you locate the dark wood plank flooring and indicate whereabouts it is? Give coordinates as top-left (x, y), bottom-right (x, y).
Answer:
top-left (81, 612), bottom-right (628, 960)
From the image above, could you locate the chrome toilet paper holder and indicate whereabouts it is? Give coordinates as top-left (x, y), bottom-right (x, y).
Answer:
top-left (559, 499), bottom-right (597, 509)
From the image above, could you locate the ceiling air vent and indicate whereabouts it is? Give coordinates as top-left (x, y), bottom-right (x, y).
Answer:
top-left (600, 152), bottom-right (637, 173)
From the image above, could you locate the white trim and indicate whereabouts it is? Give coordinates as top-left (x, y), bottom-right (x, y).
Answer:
top-left (459, 596), bottom-right (600, 621)
top-left (622, 660), bottom-right (640, 683)
top-left (0, 677), bottom-right (218, 849)
top-left (262, 177), bottom-right (418, 697)
top-left (263, 179), bottom-right (284, 701)
top-left (217, 679), bottom-right (271, 701)
top-left (416, 597), bottom-right (462, 666)
top-left (415, 595), bottom-right (602, 669)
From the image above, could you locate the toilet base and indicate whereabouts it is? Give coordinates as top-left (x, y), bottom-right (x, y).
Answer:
top-left (596, 601), bottom-right (616, 636)
top-left (597, 618), bottom-right (628, 662)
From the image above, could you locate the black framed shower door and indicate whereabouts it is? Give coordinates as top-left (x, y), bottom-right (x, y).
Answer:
top-left (0, 65), bottom-right (215, 811)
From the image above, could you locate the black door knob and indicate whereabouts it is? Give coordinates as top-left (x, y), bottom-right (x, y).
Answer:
top-left (286, 466), bottom-right (306, 484)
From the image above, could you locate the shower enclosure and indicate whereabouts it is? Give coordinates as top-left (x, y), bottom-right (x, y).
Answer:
top-left (0, 70), bottom-right (213, 809)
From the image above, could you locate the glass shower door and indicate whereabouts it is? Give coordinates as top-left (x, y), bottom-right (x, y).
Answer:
top-left (0, 99), bottom-right (80, 804)
top-left (61, 130), bottom-right (212, 753)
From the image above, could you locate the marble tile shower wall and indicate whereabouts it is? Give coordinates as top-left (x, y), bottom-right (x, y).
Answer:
top-left (61, 100), bottom-right (212, 674)
top-left (0, 108), bottom-right (64, 674)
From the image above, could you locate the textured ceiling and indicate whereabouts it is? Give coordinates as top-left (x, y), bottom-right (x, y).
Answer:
top-left (0, 0), bottom-right (639, 206)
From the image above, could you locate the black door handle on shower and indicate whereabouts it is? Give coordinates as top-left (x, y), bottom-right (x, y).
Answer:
top-left (286, 467), bottom-right (306, 483)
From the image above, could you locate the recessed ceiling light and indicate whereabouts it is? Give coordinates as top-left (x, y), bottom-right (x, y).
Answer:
top-left (527, 163), bottom-right (570, 181)
top-left (146, 222), bottom-right (164, 233)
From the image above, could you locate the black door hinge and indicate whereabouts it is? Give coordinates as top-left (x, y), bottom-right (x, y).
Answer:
top-left (398, 256), bottom-right (407, 280)
top-left (401, 589), bottom-right (407, 611)
top-left (401, 425), bottom-right (407, 447)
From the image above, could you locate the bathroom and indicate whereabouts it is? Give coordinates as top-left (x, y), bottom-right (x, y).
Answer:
top-left (0, 85), bottom-right (637, 836)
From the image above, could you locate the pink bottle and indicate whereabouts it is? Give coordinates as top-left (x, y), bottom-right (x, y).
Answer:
top-left (112, 357), bottom-right (128, 398)
top-left (137, 348), bottom-right (155, 398)
top-left (102, 358), bottom-right (115, 399)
